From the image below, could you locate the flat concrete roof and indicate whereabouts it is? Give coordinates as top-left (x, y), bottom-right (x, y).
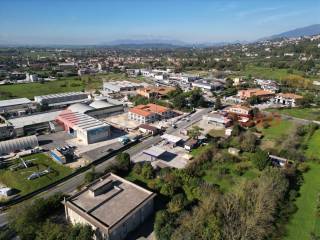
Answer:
top-left (0, 98), bottom-right (32, 108)
top-left (161, 134), bottom-right (182, 144)
top-left (66, 173), bottom-right (155, 229)
top-left (143, 146), bottom-right (166, 158)
top-left (8, 110), bottom-right (62, 128)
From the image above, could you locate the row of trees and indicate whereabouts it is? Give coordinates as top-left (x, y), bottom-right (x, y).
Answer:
top-left (7, 193), bottom-right (93, 240)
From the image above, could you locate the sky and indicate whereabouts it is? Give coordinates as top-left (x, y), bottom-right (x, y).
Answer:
top-left (0, 0), bottom-right (319, 45)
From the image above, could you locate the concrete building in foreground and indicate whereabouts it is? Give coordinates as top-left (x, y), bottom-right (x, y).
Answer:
top-left (64, 173), bottom-right (155, 240)
top-left (56, 111), bottom-right (110, 145)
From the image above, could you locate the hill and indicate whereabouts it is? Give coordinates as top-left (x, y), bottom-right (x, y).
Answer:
top-left (262, 24), bottom-right (320, 40)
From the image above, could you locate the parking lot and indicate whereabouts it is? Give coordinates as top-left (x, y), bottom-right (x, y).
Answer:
top-left (38, 131), bottom-right (74, 150)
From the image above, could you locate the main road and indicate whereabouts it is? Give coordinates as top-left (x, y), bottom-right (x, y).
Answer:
top-left (0, 108), bottom-right (210, 226)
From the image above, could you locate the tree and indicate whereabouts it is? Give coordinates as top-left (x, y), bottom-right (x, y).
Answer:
top-left (172, 94), bottom-right (187, 110)
top-left (141, 162), bottom-right (154, 179)
top-left (154, 210), bottom-right (175, 240)
top-left (240, 132), bottom-right (257, 152)
top-left (68, 224), bottom-right (94, 240)
top-left (36, 220), bottom-right (66, 240)
top-left (214, 96), bottom-right (222, 110)
top-left (115, 152), bottom-right (131, 171)
top-left (188, 125), bottom-right (203, 139)
top-left (251, 148), bottom-right (270, 171)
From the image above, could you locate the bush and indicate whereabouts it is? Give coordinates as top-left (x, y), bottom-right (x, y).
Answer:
top-left (263, 121), bottom-right (270, 129)
top-left (297, 162), bottom-right (310, 173)
top-left (132, 162), bottom-right (143, 175)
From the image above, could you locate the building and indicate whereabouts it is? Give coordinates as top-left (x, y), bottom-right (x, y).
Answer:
top-left (128, 104), bottom-right (175, 123)
top-left (67, 99), bottom-right (124, 119)
top-left (0, 135), bottom-right (38, 156)
top-left (224, 105), bottom-right (252, 117)
top-left (181, 74), bottom-right (199, 83)
top-left (184, 138), bottom-right (199, 151)
top-left (274, 93), bottom-right (303, 107)
top-left (56, 111), bottom-right (111, 145)
top-left (0, 117), bottom-right (15, 140)
top-left (64, 173), bottom-right (155, 240)
top-left (50, 149), bottom-right (67, 164)
top-left (161, 133), bottom-right (182, 147)
top-left (203, 113), bottom-right (232, 128)
top-left (138, 124), bottom-right (159, 135)
top-left (192, 80), bottom-right (224, 91)
top-left (254, 79), bottom-right (279, 92)
top-left (103, 81), bottom-right (144, 93)
top-left (34, 92), bottom-right (89, 107)
top-left (26, 73), bottom-right (38, 82)
top-left (0, 98), bottom-right (33, 116)
top-left (136, 86), bottom-right (175, 99)
top-left (8, 110), bottom-right (62, 136)
top-left (238, 88), bottom-right (275, 101)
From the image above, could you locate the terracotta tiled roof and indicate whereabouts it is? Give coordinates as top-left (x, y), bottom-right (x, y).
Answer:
top-left (277, 93), bottom-right (303, 99)
top-left (129, 103), bottom-right (170, 117)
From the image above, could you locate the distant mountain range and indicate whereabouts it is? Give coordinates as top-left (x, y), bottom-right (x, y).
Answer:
top-left (101, 39), bottom-right (247, 48)
top-left (260, 24), bottom-right (320, 41)
top-left (103, 24), bottom-right (320, 48)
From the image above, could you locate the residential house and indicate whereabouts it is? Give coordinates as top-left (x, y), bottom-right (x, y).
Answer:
top-left (273, 93), bottom-right (303, 107)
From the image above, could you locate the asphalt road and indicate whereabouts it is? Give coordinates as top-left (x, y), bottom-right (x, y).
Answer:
top-left (0, 108), bottom-right (210, 226)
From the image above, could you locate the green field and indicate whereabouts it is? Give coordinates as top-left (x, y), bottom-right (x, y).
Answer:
top-left (0, 73), bottom-right (146, 100)
top-left (258, 119), bottom-right (294, 141)
top-left (241, 65), bottom-right (305, 81)
top-left (0, 153), bottom-right (72, 196)
top-left (284, 162), bottom-right (320, 240)
top-left (0, 79), bottom-right (85, 100)
top-left (267, 108), bottom-right (320, 121)
top-left (305, 129), bottom-right (320, 159)
top-left (203, 161), bottom-right (259, 192)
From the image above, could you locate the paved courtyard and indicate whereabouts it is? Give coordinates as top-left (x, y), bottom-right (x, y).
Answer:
top-left (132, 140), bottom-right (190, 169)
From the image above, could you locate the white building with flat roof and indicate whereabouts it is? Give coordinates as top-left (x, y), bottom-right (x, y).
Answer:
top-left (103, 81), bottom-right (144, 93)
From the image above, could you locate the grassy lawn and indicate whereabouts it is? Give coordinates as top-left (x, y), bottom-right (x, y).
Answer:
top-left (267, 108), bottom-right (320, 121)
top-left (284, 162), bottom-right (320, 240)
top-left (0, 79), bottom-right (85, 100)
top-left (305, 129), bottom-right (320, 160)
top-left (257, 119), bottom-right (294, 142)
top-left (0, 73), bottom-right (146, 100)
top-left (0, 153), bottom-right (72, 196)
top-left (241, 65), bottom-right (305, 81)
top-left (203, 161), bottom-right (259, 192)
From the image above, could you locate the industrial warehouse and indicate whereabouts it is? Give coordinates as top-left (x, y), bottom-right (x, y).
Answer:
top-left (56, 111), bottom-right (111, 145)
top-left (0, 135), bottom-right (38, 156)
top-left (34, 92), bottom-right (90, 107)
